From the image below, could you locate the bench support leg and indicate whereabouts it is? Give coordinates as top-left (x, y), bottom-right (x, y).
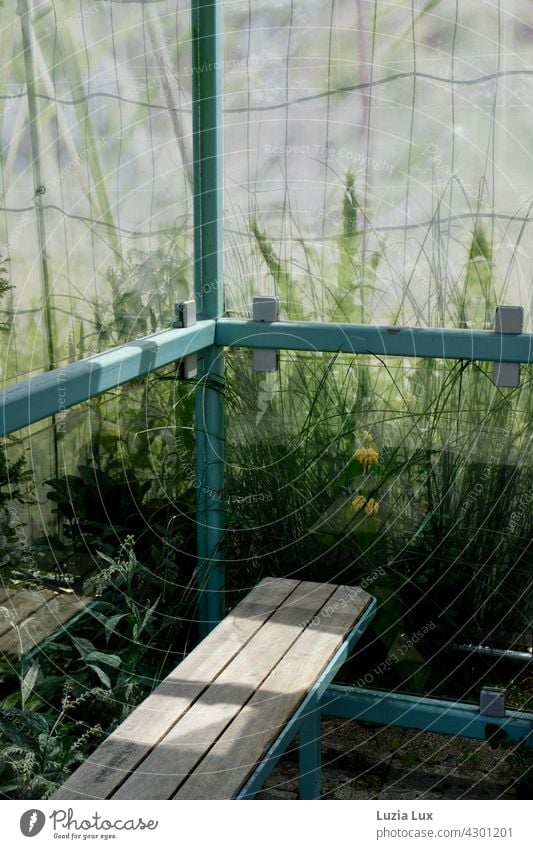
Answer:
top-left (299, 709), bottom-right (322, 799)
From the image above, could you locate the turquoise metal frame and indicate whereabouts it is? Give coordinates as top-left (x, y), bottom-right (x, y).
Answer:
top-left (192, 0), bottom-right (225, 635)
top-left (0, 321), bottom-right (215, 436)
top-left (216, 318), bottom-right (533, 363)
top-left (1, 0), bottom-right (532, 798)
top-left (3, 318), bottom-right (532, 436)
top-left (320, 686), bottom-right (533, 746)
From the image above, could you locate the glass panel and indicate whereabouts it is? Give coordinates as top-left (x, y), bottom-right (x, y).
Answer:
top-left (225, 349), bottom-right (533, 696)
top-left (1, 0), bottom-right (193, 382)
top-left (224, 0), bottom-right (533, 329)
top-left (0, 0), bottom-right (193, 529)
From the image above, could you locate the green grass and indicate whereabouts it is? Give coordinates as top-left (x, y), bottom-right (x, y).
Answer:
top-left (222, 191), bottom-right (532, 661)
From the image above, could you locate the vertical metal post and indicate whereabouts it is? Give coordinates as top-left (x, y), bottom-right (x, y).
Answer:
top-left (18, 0), bottom-right (60, 485)
top-left (192, 0), bottom-right (225, 635)
top-left (299, 710), bottom-right (322, 799)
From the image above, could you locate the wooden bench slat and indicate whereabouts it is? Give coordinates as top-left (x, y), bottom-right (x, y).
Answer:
top-left (0, 592), bottom-right (90, 657)
top-left (175, 585), bottom-right (372, 799)
top-left (0, 589), bottom-right (57, 640)
top-left (112, 580), bottom-right (337, 799)
top-left (51, 577), bottom-right (299, 801)
top-left (0, 588), bottom-right (16, 606)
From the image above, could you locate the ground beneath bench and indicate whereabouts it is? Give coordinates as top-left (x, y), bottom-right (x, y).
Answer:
top-left (257, 718), bottom-right (518, 800)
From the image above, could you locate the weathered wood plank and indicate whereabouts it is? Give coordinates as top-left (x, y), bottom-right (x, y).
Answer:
top-left (175, 585), bottom-right (373, 799)
top-left (0, 587), bottom-right (16, 606)
top-left (0, 589), bottom-right (57, 641)
top-left (52, 576), bottom-right (299, 800)
top-left (0, 591), bottom-right (91, 657)
top-left (112, 580), bottom-right (337, 800)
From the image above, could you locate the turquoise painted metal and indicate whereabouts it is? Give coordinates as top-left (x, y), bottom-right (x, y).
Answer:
top-left (192, 0), bottom-right (225, 634)
top-left (194, 346), bottom-right (225, 635)
top-left (0, 321), bottom-right (215, 437)
top-left (298, 699), bottom-right (322, 800)
top-left (320, 686), bottom-right (533, 745)
top-left (0, 0), bottom-right (532, 785)
top-left (217, 318), bottom-right (533, 364)
top-left (4, 316), bottom-right (533, 438)
top-left (237, 598), bottom-right (377, 799)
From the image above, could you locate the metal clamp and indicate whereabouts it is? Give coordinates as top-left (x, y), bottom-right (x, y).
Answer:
top-left (479, 686), bottom-right (506, 717)
top-left (173, 299), bottom-right (198, 379)
top-left (493, 306), bottom-right (523, 388)
top-left (252, 296), bottom-right (280, 372)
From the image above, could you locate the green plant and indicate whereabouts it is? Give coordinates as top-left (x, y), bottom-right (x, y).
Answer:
top-left (401, 750), bottom-right (420, 766)
top-left (507, 683), bottom-right (533, 713)
top-left (85, 537), bottom-right (172, 707)
top-left (0, 535), bottom-right (197, 799)
top-left (43, 449), bottom-right (197, 578)
top-left (45, 464), bottom-right (153, 557)
top-left (0, 657), bottom-right (111, 799)
top-left (459, 750), bottom-right (481, 769)
top-left (223, 190), bottom-right (533, 668)
top-left (0, 257), bottom-right (32, 580)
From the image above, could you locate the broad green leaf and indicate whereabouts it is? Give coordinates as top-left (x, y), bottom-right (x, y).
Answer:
top-left (85, 652), bottom-right (122, 669)
top-left (104, 613), bottom-right (127, 642)
top-left (72, 636), bottom-right (96, 657)
top-left (139, 598), bottom-right (160, 636)
top-left (0, 707), bottom-right (49, 747)
top-left (87, 665), bottom-right (111, 689)
top-left (21, 662), bottom-right (40, 709)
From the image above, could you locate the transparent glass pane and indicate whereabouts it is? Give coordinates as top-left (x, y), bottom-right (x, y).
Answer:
top-left (224, 0), bottom-right (533, 329)
top-left (0, 0), bottom-right (194, 519)
top-left (225, 350), bottom-right (533, 646)
top-left (1, 0), bottom-right (193, 386)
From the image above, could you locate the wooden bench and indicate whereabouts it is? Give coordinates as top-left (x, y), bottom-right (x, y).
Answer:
top-left (0, 587), bottom-right (91, 658)
top-left (52, 577), bottom-right (376, 800)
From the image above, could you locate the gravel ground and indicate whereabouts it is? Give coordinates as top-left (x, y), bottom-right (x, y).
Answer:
top-left (257, 718), bottom-right (518, 800)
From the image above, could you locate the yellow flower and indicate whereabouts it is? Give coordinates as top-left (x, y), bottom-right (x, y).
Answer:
top-left (351, 495), bottom-right (367, 514)
top-left (364, 498), bottom-right (379, 516)
top-left (354, 447), bottom-right (367, 465)
top-left (354, 446), bottom-right (379, 468)
top-left (362, 430), bottom-right (373, 443)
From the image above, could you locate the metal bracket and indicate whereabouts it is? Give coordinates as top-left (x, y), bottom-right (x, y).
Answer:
top-left (252, 296), bottom-right (280, 372)
top-left (479, 686), bottom-right (506, 717)
top-left (493, 306), bottom-right (523, 388)
top-left (173, 299), bottom-right (198, 379)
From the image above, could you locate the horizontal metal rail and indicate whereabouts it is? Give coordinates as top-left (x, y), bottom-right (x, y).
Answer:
top-left (3, 316), bottom-right (533, 436)
top-left (216, 318), bottom-right (533, 364)
top-left (320, 685), bottom-right (533, 744)
top-left (0, 320), bottom-right (216, 436)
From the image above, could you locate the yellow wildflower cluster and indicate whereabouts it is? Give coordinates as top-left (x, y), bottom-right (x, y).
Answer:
top-left (365, 497), bottom-right (379, 515)
top-left (354, 446), bottom-right (379, 468)
top-left (350, 495), bottom-right (380, 516)
top-left (351, 495), bottom-right (366, 514)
